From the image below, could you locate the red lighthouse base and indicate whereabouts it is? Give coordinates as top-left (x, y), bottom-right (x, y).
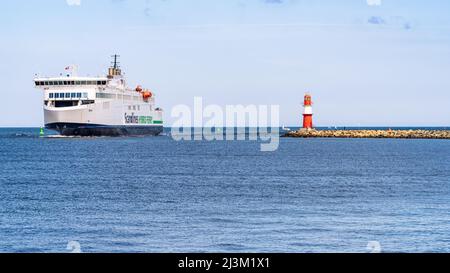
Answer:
top-left (303, 114), bottom-right (313, 129)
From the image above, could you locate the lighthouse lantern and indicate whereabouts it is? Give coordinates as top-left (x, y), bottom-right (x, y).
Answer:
top-left (303, 94), bottom-right (313, 129)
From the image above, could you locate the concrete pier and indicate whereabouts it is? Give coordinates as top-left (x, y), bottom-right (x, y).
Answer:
top-left (283, 129), bottom-right (450, 139)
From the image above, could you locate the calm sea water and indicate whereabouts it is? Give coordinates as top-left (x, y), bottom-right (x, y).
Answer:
top-left (1, 128), bottom-right (450, 253)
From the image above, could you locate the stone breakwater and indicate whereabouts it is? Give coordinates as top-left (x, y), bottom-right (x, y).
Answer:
top-left (283, 129), bottom-right (450, 139)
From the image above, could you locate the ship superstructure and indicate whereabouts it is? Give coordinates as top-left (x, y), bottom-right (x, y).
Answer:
top-left (34, 55), bottom-right (163, 136)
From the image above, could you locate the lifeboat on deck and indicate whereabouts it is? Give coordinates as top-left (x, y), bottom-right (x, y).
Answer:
top-left (142, 90), bottom-right (153, 100)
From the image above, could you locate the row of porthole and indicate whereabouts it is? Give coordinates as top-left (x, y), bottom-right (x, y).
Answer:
top-left (128, 105), bottom-right (141, 111)
top-left (36, 80), bottom-right (107, 86)
top-left (49, 92), bottom-right (88, 99)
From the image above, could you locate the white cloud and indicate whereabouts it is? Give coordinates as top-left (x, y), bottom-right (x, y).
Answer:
top-left (66, 0), bottom-right (81, 6)
top-left (366, 0), bottom-right (381, 6)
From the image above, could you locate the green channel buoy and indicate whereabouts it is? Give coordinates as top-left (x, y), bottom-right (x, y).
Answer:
top-left (39, 127), bottom-right (45, 137)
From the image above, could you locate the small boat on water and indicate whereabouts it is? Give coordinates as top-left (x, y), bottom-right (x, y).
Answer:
top-left (282, 126), bottom-right (291, 132)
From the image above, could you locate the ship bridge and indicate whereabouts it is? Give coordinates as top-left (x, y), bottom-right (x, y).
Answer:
top-left (34, 77), bottom-right (108, 108)
top-left (34, 77), bottom-right (108, 87)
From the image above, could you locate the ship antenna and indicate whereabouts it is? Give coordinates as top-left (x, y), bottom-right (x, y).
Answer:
top-left (111, 54), bottom-right (120, 69)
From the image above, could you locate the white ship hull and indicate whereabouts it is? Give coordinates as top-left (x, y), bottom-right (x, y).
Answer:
top-left (45, 122), bottom-right (163, 137)
top-left (43, 100), bottom-right (163, 136)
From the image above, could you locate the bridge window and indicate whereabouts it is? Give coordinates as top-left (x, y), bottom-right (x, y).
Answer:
top-left (55, 101), bottom-right (79, 108)
top-left (95, 80), bottom-right (107, 85)
top-left (49, 93), bottom-right (54, 98)
top-left (55, 93), bottom-right (59, 98)
top-left (59, 81), bottom-right (63, 85)
top-left (77, 93), bottom-right (82, 98)
top-left (82, 93), bottom-right (88, 98)
top-left (82, 100), bottom-right (95, 105)
top-left (71, 93), bottom-right (76, 98)
top-left (81, 81), bottom-right (87, 85)
top-left (65, 93), bottom-right (71, 98)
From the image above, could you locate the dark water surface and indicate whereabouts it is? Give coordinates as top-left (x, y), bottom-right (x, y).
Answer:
top-left (1, 128), bottom-right (449, 253)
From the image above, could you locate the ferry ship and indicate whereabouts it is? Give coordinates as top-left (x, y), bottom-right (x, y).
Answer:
top-left (34, 55), bottom-right (164, 136)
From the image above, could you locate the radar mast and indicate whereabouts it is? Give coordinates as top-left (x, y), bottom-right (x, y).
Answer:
top-left (108, 54), bottom-right (122, 78)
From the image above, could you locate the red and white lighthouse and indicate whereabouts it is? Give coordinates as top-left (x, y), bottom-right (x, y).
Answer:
top-left (303, 94), bottom-right (313, 129)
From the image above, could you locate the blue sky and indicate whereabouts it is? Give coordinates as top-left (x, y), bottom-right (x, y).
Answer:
top-left (1, 0), bottom-right (450, 126)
